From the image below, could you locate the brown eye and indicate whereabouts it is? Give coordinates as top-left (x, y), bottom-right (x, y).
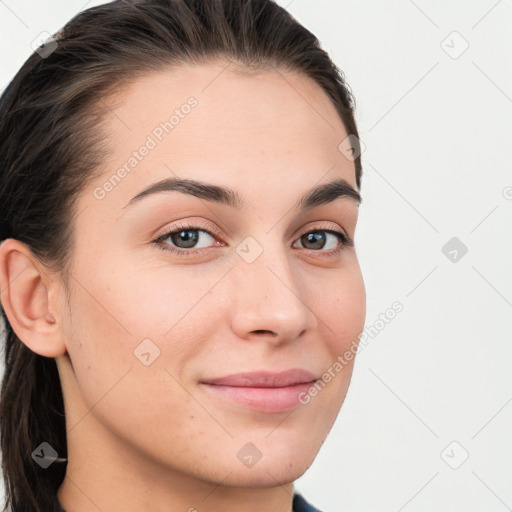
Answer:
top-left (300, 231), bottom-right (328, 250)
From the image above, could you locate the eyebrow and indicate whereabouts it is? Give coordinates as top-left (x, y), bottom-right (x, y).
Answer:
top-left (122, 176), bottom-right (361, 211)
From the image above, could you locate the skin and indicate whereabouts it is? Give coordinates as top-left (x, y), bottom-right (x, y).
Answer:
top-left (0, 60), bottom-right (366, 512)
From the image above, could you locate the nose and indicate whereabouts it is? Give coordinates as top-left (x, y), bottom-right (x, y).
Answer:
top-left (229, 241), bottom-right (318, 345)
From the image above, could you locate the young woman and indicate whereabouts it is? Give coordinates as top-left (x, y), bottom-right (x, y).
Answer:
top-left (0, 1), bottom-right (366, 511)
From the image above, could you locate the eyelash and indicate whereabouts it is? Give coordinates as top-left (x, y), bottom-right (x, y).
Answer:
top-left (151, 222), bottom-right (353, 259)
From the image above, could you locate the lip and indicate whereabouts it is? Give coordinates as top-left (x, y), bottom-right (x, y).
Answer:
top-left (200, 369), bottom-right (318, 387)
top-left (199, 369), bottom-right (319, 413)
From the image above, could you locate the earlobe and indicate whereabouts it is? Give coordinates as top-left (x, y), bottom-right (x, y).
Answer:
top-left (0, 238), bottom-right (67, 358)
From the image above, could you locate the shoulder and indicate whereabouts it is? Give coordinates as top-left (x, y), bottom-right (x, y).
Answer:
top-left (293, 491), bottom-right (325, 512)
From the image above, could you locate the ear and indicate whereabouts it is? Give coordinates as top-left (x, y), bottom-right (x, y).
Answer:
top-left (0, 238), bottom-right (67, 358)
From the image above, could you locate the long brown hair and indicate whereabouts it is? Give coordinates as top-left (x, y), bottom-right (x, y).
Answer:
top-left (0, 1), bottom-right (363, 510)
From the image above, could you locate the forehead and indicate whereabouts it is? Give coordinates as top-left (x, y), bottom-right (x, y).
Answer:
top-left (103, 60), bottom-right (346, 131)
top-left (83, 61), bottom-right (356, 216)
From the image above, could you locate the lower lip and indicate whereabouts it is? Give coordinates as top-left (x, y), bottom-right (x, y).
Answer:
top-left (199, 381), bottom-right (316, 413)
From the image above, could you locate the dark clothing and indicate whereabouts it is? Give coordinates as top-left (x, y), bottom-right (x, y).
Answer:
top-left (56, 491), bottom-right (323, 511)
top-left (293, 492), bottom-right (324, 512)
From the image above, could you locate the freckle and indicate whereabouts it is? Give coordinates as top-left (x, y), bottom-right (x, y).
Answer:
top-left (190, 415), bottom-right (194, 420)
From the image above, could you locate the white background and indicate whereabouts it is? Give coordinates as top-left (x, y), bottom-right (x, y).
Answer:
top-left (1, 1), bottom-right (511, 511)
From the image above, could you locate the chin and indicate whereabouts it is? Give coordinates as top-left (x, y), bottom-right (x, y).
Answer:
top-left (216, 434), bottom-right (320, 488)
top-left (217, 455), bottom-right (315, 488)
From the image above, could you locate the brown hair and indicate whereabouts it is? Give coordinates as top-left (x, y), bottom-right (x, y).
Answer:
top-left (0, 1), bottom-right (363, 510)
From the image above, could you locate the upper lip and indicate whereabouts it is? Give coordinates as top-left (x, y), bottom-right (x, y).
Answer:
top-left (200, 369), bottom-right (318, 388)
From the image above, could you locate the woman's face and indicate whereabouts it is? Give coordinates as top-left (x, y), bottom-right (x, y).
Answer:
top-left (57, 61), bottom-right (366, 491)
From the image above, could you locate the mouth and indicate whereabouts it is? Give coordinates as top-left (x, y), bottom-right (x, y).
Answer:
top-left (199, 369), bottom-right (319, 413)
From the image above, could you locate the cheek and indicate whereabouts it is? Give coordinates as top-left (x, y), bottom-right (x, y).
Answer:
top-left (63, 283), bottom-right (132, 408)
top-left (313, 263), bottom-right (366, 355)
top-left (64, 260), bottom-right (215, 396)
top-left (62, 274), bottom-right (199, 440)
top-left (100, 253), bottom-right (223, 335)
